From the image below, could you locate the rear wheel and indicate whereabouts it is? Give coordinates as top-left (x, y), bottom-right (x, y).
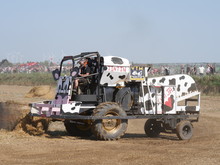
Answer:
top-left (144, 119), bottom-right (162, 137)
top-left (64, 120), bottom-right (92, 137)
top-left (176, 121), bottom-right (193, 140)
top-left (92, 102), bottom-right (128, 140)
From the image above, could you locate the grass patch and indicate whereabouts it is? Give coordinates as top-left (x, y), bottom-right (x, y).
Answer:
top-left (192, 75), bottom-right (220, 95)
top-left (0, 73), bottom-right (219, 95)
top-left (193, 75), bottom-right (220, 86)
top-left (0, 73), bottom-right (56, 86)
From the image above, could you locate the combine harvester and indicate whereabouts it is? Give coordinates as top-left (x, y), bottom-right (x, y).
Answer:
top-left (30, 52), bottom-right (200, 140)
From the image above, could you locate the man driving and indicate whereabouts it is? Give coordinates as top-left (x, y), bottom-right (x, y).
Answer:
top-left (74, 58), bottom-right (91, 90)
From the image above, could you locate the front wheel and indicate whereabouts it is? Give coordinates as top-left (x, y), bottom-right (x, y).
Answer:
top-left (176, 121), bottom-right (193, 140)
top-left (92, 102), bottom-right (128, 140)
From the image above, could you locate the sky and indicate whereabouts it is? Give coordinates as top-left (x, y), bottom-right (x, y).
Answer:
top-left (0, 0), bottom-right (220, 63)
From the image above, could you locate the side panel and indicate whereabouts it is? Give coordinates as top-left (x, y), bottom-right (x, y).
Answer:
top-left (100, 66), bottom-right (130, 86)
top-left (139, 74), bottom-right (200, 115)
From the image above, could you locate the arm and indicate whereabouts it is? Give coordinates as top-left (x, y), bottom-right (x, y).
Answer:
top-left (79, 66), bottom-right (91, 77)
top-left (79, 72), bottom-right (90, 77)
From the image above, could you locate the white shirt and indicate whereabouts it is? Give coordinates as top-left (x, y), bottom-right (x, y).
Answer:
top-left (198, 66), bottom-right (205, 74)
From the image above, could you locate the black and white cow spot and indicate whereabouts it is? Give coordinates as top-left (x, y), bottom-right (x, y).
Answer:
top-left (179, 76), bottom-right (185, 80)
top-left (103, 83), bottom-right (108, 86)
top-left (111, 57), bottom-right (124, 64)
top-left (151, 93), bottom-right (155, 98)
top-left (184, 82), bottom-right (188, 87)
top-left (75, 103), bottom-right (81, 106)
top-left (182, 92), bottom-right (187, 96)
top-left (159, 78), bottom-right (166, 83)
top-left (152, 79), bottom-right (157, 84)
top-left (119, 75), bottom-right (126, 79)
top-left (169, 78), bottom-right (176, 85)
top-left (177, 85), bottom-right (180, 91)
top-left (188, 83), bottom-right (197, 92)
top-left (152, 79), bottom-right (156, 84)
top-left (106, 73), bottom-right (114, 80)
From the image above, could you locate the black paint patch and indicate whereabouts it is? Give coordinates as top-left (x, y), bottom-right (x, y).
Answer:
top-left (151, 93), bottom-right (155, 98)
top-left (111, 57), bottom-right (123, 64)
top-left (109, 75), bottom-right (114, 80)
top-left (184, 82), bottom-right (188, 87)
top-left (103, 83), bottom-right (108, 86)
top-left (169, 78), bottom-right (176, 85)
top-left (179, 76), bottom-right (185, 80)
top-left (159, 78), bottom-right (165, 83)
top-left (119, 75), bottom-right (126, 79)
top-left (177, 85), bottom-right (180, 91)
top-left (182, 92), bottom-right (187, 96)
top-left (107, 73), bottom-right (110, 77)
top-left (188, 83), bottom-right (197, 92)
top-left (152, 79), bottom-right (156, 84)
top-left (75, 103), bottom-right (81, 106)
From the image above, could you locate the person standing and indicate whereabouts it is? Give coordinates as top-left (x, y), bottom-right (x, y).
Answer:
top-left (198, 65), bottom-right (205, 76)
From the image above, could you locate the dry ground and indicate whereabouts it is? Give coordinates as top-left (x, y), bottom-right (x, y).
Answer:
top-left (0, 85), bottom-right (220, 165)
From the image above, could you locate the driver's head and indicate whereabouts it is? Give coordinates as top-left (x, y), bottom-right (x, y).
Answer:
top-left (78, 58), bottom-right (87, 65)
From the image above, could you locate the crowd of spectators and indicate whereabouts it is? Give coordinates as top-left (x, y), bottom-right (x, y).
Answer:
top-left (183, 64), bottom-right (215, 76)
top-left (148, 64), bottom-right (217, 76)
top-left (0, 60), bottom-right (59, 74)
top-left (0, 59), bottom-right (218, 76)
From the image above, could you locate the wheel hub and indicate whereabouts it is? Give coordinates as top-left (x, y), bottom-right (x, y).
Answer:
top-left (102, 113), bottom-right (121, 131)
top-left (182, 125), bottom-right (191, 135)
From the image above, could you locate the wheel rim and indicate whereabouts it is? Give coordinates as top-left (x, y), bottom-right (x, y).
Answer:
top-left (145, 121), bottom-right (160, 135)
top-left (150, 123), bottom-right (155, 130)
top-left (102, 111), bottom-right (121, 132)
top-left (182, 125), bottom-right (191, 136)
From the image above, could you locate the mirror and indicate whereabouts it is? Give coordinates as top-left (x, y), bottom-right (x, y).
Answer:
top-left (71, 67), bottom-right (79, 78)
top-left (52, 69), bottom-right (60, 81)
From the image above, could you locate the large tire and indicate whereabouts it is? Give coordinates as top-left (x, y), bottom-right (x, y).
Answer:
top-left (176, 120), bottom-right (193, 140)
top-left (92, 102), bottom-right (128, 140)
top-left (64, 120), bottom-right (92, 137)
top-left (144, 119), bottom-right (161, 137)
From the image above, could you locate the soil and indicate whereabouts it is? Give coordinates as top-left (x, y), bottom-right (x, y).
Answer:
top-left (0, 85), bottom-right (220, 165)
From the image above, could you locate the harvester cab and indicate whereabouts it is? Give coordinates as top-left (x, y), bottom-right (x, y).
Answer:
top-left (30, 52), bottom-right (200, 140)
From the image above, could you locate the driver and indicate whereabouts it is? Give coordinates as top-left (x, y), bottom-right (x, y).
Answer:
top-left (74, 58), bottom-right (91, 90)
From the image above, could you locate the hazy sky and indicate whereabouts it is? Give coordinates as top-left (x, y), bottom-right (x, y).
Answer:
top-left (0, 0), bottom-right (220, 63)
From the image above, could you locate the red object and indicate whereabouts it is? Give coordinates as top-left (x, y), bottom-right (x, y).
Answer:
top-left (165, 97), bottom-right (173, 108)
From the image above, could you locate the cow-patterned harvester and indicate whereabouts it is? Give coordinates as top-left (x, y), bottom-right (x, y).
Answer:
top-left (30, 52), bottom-right (200, 140)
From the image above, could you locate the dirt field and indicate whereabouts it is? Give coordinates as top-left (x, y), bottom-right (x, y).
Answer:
top-left (0, 85), bottom-right (220, 165)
